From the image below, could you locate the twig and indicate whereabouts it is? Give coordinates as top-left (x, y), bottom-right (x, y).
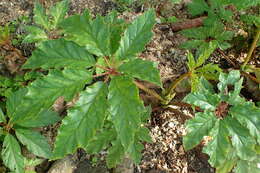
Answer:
top-left (241, 28), bottom-right (260, 69)
top-left (171, 16), bottom-right (207, 32)
top-left (241, 71), bottom-right (260, 84)
top-left (133, 80), bottom-right (165, 102)
top-left (164, 72), bottom-right (192, 98)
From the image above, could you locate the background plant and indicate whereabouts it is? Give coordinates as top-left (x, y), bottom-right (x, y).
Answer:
top-left (23, 0), bottom-right (69, 44)
top-left (180, 0), bottom-right (260, 56)
top-left (183, 70), bottom-right (260, 173)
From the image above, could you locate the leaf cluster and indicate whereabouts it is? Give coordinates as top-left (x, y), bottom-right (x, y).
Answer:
top-left (8, 8), bottom-right (161, 170)
top-left (23, 0), bottom-right (69, 43)
top-left (183, 70), bottom-right (260, 173)
top-left (181, 0), bottom-right (260, 55)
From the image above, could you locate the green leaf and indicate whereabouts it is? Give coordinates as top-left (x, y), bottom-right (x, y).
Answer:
top-left (196, 41), bottom-right (218, 67)
top-left (0, 107), bottom-right (6, 123)
top-left (86, 128), bottom-right (117, 154)
top-left (15, 128), bottom-right (52, 158)
top-left (196, 63), bottom-right (221, 80)
top-left (183, 112), bottom-right (217, 150)
top-left (50, 0), bottom-right (69, 28)
top-left (106, 139), bottom-right (125, 168)
top-left (6, 88), bottom-right (27, 120)
top-left (198, 76), bottom-right (215, 93)
top-left (184, 91), bottom-right (220, 111)
top-left (108, 76), bottom-right (144, 150)
top-left (136, 127), bottom-right (152, 143)
top-left (218, 70), bottom-right (241, 92)
top-left (227, 78), bottom-right (244, 105)
top-left (215, 149), bottom-right (237, 173)
top-left (33, 2), bottom-right (50, 30)
top-left (23, 39), bottom-right (95, 70)
top-left (128, 140), bottom-right (144, 164)
top-left (118, 58), bottom-right (161, 86)
top-left (235, 159), bottom-right (260, 173)
top-left (1, 134), bottom-right (24, 173)
top-left (188, 0), bottom-right (210, 16)
top-left (115, 9), bottom-right (155, 60)
top-left (23, 26), bottom-right (48, 43)
top-left (104, 11), bottom-right (126, 54)
top-left (61, 11), bottom-right (111, 56)
top-left (230, 103), bottom-right (260, 144)
top-left (187, 51), bottom-right (196, 70)
top-left (203, 120), bottom-right (232, 167)
top-left (9, 69), bottom-right (92, 124)
top-left (17, 109), bottom-right (60, 128)
top-left (225, 117), bottom-right (257, 161)
top-left (53, 82), bottom-right (108, 159)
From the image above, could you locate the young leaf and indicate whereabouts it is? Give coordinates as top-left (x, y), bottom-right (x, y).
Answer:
top-left (203, 120), bottom-right (232, 167)
top-left (0, 107), bottom-right (6, 123)
top-left (60, 11), bottom-right (111, 56)
top-left (15, 128), bottom-right (52, 158)
top-left (106, 139), bottom-right (125, 168)
top-left (22, 39), bottom-right (95, 70)
top-left (225, 117), bottom-right (257, 161)
top-left (115, 9), bottom-right (155, 60)
top-left (108, 76), bottom-right (144, 150)
top-left (187, 51), bottom-right (196, 70)
top-left (50, 0), bottom-right (69, 28)
top-left (33, 2), bottom-right (50, 30)
top-left (1, 134), bottom-right (24, 173)
top-left (22, 26), bottom-right (48, 43)
top-left (118, 58), bottom-right (161, 86)
top-left (9, 69), bottom-right (92, 124)
top-left (184, 112), bottom-right (217, 150)
top-left (53, 82), bottom-right (108, 159)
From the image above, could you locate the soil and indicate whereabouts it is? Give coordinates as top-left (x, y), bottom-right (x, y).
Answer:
top-left (0, 0), bottom-right (258, 173)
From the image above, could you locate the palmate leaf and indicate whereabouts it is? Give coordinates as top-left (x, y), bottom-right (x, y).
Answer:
top-left (33, 2), bottom-right (50, 30)
top-left (22, 39), bottom-right (95, 70)
top-left (115, 9), bottom-right (155, 60)
top-left (53, 82), bottom-right (108, 159)
top-left (8, 68), bottom-right (92, 124)
top-left (108, 76), bottom-right (144, 150)
top-left (183, 112), bottom-right (217, 150)
top-left (118, 58), bottom-right (161, 86)
top-left (230, 103), bottom-right (260, 144)
top-left (1, 134), bottom-right (24, 173)
top-left (15, 128), bottom-right (52, 158)
top-left (60, 11), bottom-right (111, 56)
top-left (203, 120), bottom-right (232, 167)
top-left (50, 0), bottom-right (69, 28)
top-left (225, 117), bottom-right (257, 161)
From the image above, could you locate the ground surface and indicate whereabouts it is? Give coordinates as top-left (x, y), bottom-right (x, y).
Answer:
top-left (0, 0), bottom-right (259, 173)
